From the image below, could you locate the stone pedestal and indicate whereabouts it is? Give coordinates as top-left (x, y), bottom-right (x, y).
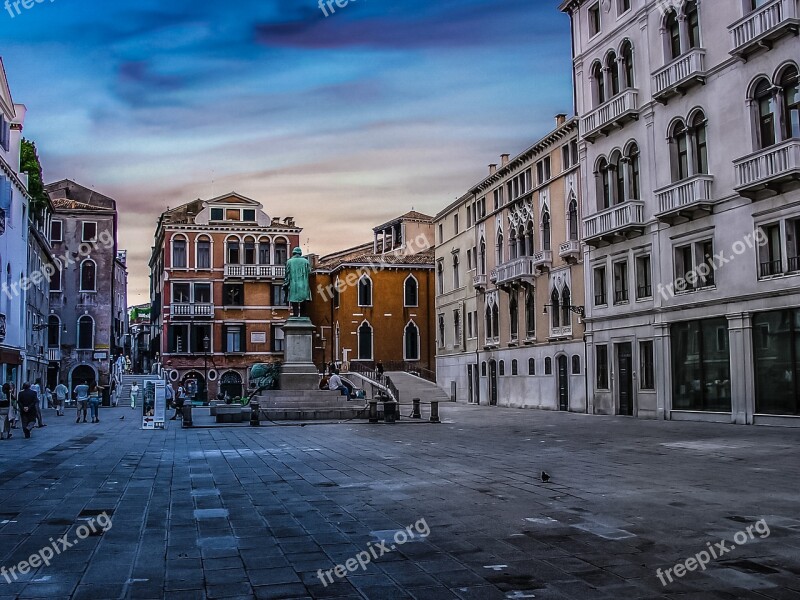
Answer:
top-left (280, 317), bottom-right (320, 390)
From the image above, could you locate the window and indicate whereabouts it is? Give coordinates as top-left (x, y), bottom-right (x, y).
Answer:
top-left (171, 238), bottom-right (187, 268)
top-left (667, 10), bottom-right (681, 60)
top-left (596, 345), bottom-right (609, 389)
top-left (259, 240), bottom-right (271, 264)
top-left (636, 255), bottom-right (652, 299)
top-left (755, 79), bottom-right (776, 149)
top-left (357, 321), bottom-right (373, 360)
top-left (754, 309), bottom-right (800, 415)
top-left (551, 288), bottom-right (560, 329)
top-left (437, 262), bottom-right (444, 295)
top-left (693, 112), bottom-right (709, 175)
top-left (512, 360), bottom-right (518, 376)
top-left (355, 276), bottom-right (371, 307)
top-left (223, 283), bottom-right (244, 306)
top-left (607, 52), bottom-right (620, 97)
top-left (439, 314), bottom-right (446, 347)
top-left (672, 318), bottom-right (731, 411)
top-left (686, 1), bottom-right (700, 49)
top-left (272, 284), bottom-right (288, 306)
top-left (467, 248), bottom-right (472, 270)
top-left (568, 199), bottom-right (579, 241)
top-left (640, 341), bottom-right (655, 390)
top-left (226, 239), bottom-right (240, 264)
top-left (479, 239), bottom-right (486, 275)
top-left (481, 362), bottom-right (487, 377)
top-left (453, 310), bottom-right (461, 345)
top-left (404, 276), bottom-right (418, 307)
top-left (243, 209), bottom-right (256, 222)
top-left (81, 222), bottom-right (97, 242)
top-left (438, 223), bottom-right (444, 243)
top-left (496, 233), bottom-right (504, 264)
top-left (173, 283), bottom-right (190, 303)
top-left (274, 242), bottom-right (288, 265)
top-left (48, 316), bottom-right (60, 347)
top-left (528, 358), bottom-right (536, 375)
top-left (196, 239), bottom-right (211, 269)
top-left (210, 208), bottom-right (224, 221)
top-left (597, 158), bottom-right (611, 209)
top-left (536, 157), bottom-right (551, 185)
top-left (675, 239), bottom-right (715, 291)
top-left (194, 283), bottom-right (211, 304)
top-left (226, 208), bottom-right (240, 221)
top-left (672, 121), bottom-right (690, 181)
top-left (77, 316), bottom-right (94, 349)
top-left (544, 357), bottom-right (552, 375)
top-left (509, 292), bottom-right (519, 341)
top-left (405, 322), bottom-right (420, 360)
top-left (243, 238), bottom-right (256, 265)
top-left (759, 222), bottom-right (784, 276)
top-left (541, 210), bottom-right (551, 251)
top-left (453, 254), bottom-right (460, 289)
top-left (499, 361), bottom-right (505, 376)
top-left (613, 260), bottom-right (628, 304)
top-left (571, 355), bottom-right (581, 375)
top-left (225, 325), bottom-right (244, 353)
top-left (80, 260), bottom-right (96, 292)
top-left (50, 268), bottom-right (62, 292)
top-left (525, 288), bottom-right (536, 337)
top-left (561, 286), bottom-right (572, 329)
top-left (782, 67), bottom-right (800, 140)
top-left (618, 0), bottom-right (630, 13)
top-left (333, 278), bottom-right (340, 308)
top-left (50, 220), bottom-right (62, 243)
top-left (467, 311), bottom-right (474, 339)
top-left (454, 214), bottom-right (459, 235)
top-left (588, 2), bottom-right (600, 37)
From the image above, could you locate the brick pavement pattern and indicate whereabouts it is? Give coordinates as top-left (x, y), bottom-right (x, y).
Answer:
top-left (0, 405), bottom-right (798, 599)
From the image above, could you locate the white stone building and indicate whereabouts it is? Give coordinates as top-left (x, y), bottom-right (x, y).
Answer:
top-left (560, 0), bottom-right (800, 425)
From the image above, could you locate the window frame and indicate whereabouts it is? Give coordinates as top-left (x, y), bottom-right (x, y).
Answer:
top-left (50, 220), bottom-right (63, 243)
top-left (81, 221), bottom-right (97, 243)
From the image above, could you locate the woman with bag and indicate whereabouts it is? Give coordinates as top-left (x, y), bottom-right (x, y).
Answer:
top-left (88, 382), bottom-right (102, 423)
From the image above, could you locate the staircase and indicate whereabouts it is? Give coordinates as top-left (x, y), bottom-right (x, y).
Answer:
top-left (117, 374), bottom-right (155, 407)
top-left (384, 371), bottom-right (450, 404)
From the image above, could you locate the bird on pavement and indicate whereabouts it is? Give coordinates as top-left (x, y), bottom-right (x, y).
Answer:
top-left (541, 471), bottom-right (551, 483)
top-left (119, 415), bottom-right (125, 420)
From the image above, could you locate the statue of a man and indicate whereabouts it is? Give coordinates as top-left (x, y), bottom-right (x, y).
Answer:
top-left (283, 247), bottom-right (311, 318)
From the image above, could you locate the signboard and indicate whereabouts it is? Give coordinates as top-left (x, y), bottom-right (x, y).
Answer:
top-left (93, 351), bottom-right (109, 360)
top-left (142, 379), bottom-right (166, 430)
top-left (251, 332), bottom-right (267, 344)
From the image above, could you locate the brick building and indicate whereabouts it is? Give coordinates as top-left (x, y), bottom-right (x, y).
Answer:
top-left (149, 192), bottom-right (300, 400)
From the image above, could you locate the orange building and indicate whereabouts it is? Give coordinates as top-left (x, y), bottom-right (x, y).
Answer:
top-left (149, 193), bottom-right (301, 399)
top-left (308, 212), bottom-right (436, 374)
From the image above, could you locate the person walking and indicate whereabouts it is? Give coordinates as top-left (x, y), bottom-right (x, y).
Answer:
top-left (130, 381), bottom-right (139, 409)
top-left (54, 381), bottom-right (68, 416)
top-left (169, 384), bottom-right (184, 421)
top-left (31, 379), bottom-right (46, 428)
top-left (0, 385), bottom-right (11, 440)
top-left (4, 383), bottom-right (17, 430)
top-left (88, 382), bottom-right (102, 423)
top-left (74, 380), bottom-right (89, 423)
top-left (376, 361), bottom-right (384, 379)
top-left (18, 383), bottom-right (38, 439)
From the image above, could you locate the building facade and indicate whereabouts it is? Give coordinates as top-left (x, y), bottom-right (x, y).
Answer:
top-left (150, 193), bottom-right (300, 400)
top-left (128, 304), bottom-right (151, 375)
top-left (25, 198), bottom-right (55, 388)
top-left (561, 0), bottom-right (800, 425)
top-left (308, 212), bottom-right (436, 373)
top-left (467, 117), bottom-right (587, 411)
top-left (45, 179), bottom-right (126, 392)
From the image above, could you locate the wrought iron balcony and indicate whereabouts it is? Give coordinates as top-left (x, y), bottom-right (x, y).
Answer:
top-left (559, 240), bottom-right (581, 261)
top-left (532, 250), bottom-right (553, 271)
top-left (170, 303), bottom-right (214, 318)
top-left (652, 48), bottom-right (706, 103)
top-left (47, 348), bottom-right (61, 362)
top-left (224, 264), bottom-right (286, 279)
top-left (580, 89), bottom-right (639, 142)
top-left (472, 274), bottom-right (487, 289)
top-left (729, 0), bottom-right (799, 58)
top-left (583, 200), bottom-right (646, 247)
top-left (493, 257), bottom-right (536, 287)
top-left (655, 174), bottom-right (716, 224)
top-left (734, 139), bottom-right (800, 199)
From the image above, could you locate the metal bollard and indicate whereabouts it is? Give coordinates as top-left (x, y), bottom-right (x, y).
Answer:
top-left (412, 398), bottom-right (422, 419)
top-left (182, 402), bottom-right (193, 428)
top-left (384, 401), bottom-right (397, 424)
top-left (429, 401), bottom-right (440, 424)
top-left (250, 401), bottom-right (260, 427)
top-left (369, 401), bottom-right (379, 424)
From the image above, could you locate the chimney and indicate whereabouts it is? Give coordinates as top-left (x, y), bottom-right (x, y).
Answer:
top-left (501, 154), bottom-right (510, 167)
top-left (489, 164), bottom-right (497, 175)
top-left (556, 113), bottom-right (567, 127)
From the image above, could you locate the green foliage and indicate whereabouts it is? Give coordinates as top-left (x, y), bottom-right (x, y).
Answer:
top-left (20, 139), bottom-right (48, 217)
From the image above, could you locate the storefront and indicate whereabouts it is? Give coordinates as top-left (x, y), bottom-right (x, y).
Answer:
top-left (671, 318), bottom-right (732, 413)
top-left (753, 309), bottom-right (800, 416)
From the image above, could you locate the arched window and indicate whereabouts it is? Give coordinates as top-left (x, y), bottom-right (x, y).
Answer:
top-left (485, 306), bottom-right (492, 339)
top-left (607, 52), bottom-right (620, 97)
top-left (243, 237), bottom-right (256, 265)
top-left (666, 10), bottom-right (681, 60)
top-left (525, 221), bottom-right (535, 256)
top-left (404, 276), bottom-right (418, 307)
top-left (509, 229), bottom-right (517, 260)
top-left (610, 151), bottom-right (624, 204)
top-left (628, 143), bottom-right (641, 199)
top-left (226, 238), bottom-right (240, 264)
top-left (512, 359), bottom-right (518, 376)
top-left (561, 285), bottom-right (572, 329)
top-left (80, 260), bottom-right (96, 291)
top-left (568, 198), bottom-right (579, 241)
top-left (479, 239), bottom-right (486, 274)
top-left (481, 361), bottom-right (487, 377)
top-left (686, 1), bottom-right (700, 49)
top-left (692, 111), bottom-right (709, 174)
top-left (782, 66), bottom-right (800, 139)
top-left (541, 210), bottom-right (551, 251)
top-left (671, 120), bottom-right (690, 181)
top-left (528, 357), bottom-right (536, 375)
top-left (437, 262), bottom-right (444, 295)
top-left (172, 237), bottom-right (187, 268)
top-left (357, 321), bottom-right (373, 360)
top-left (621, 41), bottom-right (635, 89)
top-left (404, 321), bottom-right (420, 361)
top-left (496, 232), bottom-right (504, 264)
top-left (509, 292), bottom-right (519, 340)
top-left (358, 276), bottom-right (373, 307)
top-left (274, 241), bottom-right (288, 265)
top-left (77, 316), bottom-right (94, 349)
top-left (196, 237), bottom-right (211, 269)
top-left (755, 78), bottom-right (776, 149)
top-left (525, 288), bottom-right (536, 337)
top-left (491, 302), bottom-right (500, 339)
top-left (48, 315), bottom-right (60, 348)
top-left (333, 278), bottom-right (340, 308)
top-left (592, 61), bottom-right (605, 106)
top-left (551, 288), bottom-right (561, 329)
top-left (453, 254), bottom-right (460, 288)
top-left (499, 360), bottom-right (505, 376)
top-left (258, 239), bottom-right (271, 264)
top-left (572, 355), bottom-right (581, 374)
top-left (545, 357), bottom-right (552, 375)
top-left (597, 158), bottom-right (611, 209)
top-left (517, 226), bottom-right (526, 258)
top-left (50, 267), bottom-right (62, 292)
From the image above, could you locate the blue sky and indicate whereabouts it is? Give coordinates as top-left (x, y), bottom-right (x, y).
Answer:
top-left (0, 0), bottom-right (573, 302)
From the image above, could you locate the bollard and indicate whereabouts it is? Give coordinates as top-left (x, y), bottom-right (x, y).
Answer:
top-left (250, 401), bottom-right (260, 427)
top-left (369, 401), bottom-right (379, 424)
top-left (182, 402), bottom-right (193, 428)
top-left (412, 398), bottom-right (422, 419)
top-left (384, 401), bottom-right (397, 424)
top-left (429, 401), bottom-right (440, 424)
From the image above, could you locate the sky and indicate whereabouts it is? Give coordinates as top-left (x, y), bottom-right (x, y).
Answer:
top-left (0, 0), bottom-right (574, 305)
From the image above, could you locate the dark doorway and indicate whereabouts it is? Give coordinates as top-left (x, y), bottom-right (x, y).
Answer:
top-left (220, 371), bottom-right (243, 401)
top-left (47, 364), bottom-right (59, 390)
top-left (557, 355), bottom-right (569, 411)
top-left (488, 360), bottom-right (498, 406)
top-left (617, 343), bottom-right (634, 416)
top-left (467, 364), bottom-right (475, 404)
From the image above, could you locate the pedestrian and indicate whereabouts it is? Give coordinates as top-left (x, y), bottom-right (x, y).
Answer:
top-left (54, 381), bottom-right (68, 416)
top-left (328, 370), bottom-right (351, 400)
top-left (45, 386), bottom-right (53, 409)
top-left (4, 383), bottom-right (18, 429)
top-left (88, 382), bottom-right (102, 423)
top-left (376, 361), bottom-right (384, 378)
top-left (31, 379), bottom-right (46, 428)
top-left (125, 356), bottom-right (132, 374)
top-left (130, 381), bottom-right (139, 409)
top-left (18, 383), bottom-right (38, 439)
top-left (74, 380), bottom-right (89, 423)
top-left (169, 384), bottom-right (184, 421)
top-left (0, 385), bottom-right (11, 440)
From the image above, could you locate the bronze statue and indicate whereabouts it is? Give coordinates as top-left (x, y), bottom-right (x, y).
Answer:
top-left (283, 247), bottom-right (311, 318)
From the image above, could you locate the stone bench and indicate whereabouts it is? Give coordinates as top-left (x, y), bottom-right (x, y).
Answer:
top-left (215, 405), bottom-right (250, 423)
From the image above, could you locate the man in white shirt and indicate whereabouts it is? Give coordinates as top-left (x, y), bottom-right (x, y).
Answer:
top-left (328, 372), bottom-right (351, 400)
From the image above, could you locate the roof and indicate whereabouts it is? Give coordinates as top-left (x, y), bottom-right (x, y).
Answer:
top-left (51, 198), bottom-right (105, 211)
top-left (373, 210), bottom-right (433, 232)
top-left (46, 179), bottom-right (117, 211)
top-left (315, 247), bottom-right (435, 272)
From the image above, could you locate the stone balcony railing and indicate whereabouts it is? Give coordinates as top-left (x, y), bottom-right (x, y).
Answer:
top-left (47, 348), bottom-right (61, 362)
top-left (224, 264), bottom-right (286, 278)
top-left (729, 0), bottom-right (799, 57)
top-left (472, 274), bottom-right (487, 289)
top-left (170, 303), bottom-right (214, 318)
top-left (655, 174), bottom-right (716, 224)
top-left (734, 139), bottom-right (800, 199)
top-left (652, 48), bottom-right (706, 102)
top-left (584, 200), bottom-right (646, 247)
top-left (532, 250), bottom-right (553, 271)
top-left (493, 257), bottom-right (536, 287)
top-left (580, 89), bottom-right (639, 142)
top-left (559, 240), bottom-right (581, 261)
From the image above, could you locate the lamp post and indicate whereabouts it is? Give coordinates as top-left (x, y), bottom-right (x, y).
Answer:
top-left (203, 333), bottom-right (210, 404)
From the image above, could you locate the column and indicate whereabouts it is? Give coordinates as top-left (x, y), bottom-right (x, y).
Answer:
top-left (585, 331), bottom-right (595, 415)
top-left (727, 313), bottom-right (751, 425)
top-left (654, 322), bottom-right (670, 420)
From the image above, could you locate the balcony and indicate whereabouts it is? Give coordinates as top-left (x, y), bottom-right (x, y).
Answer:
top-left (580, 89), bottom-right (639, 143)
top-left (734, 139), bottom-right (800, 199)
top-left (655, 174), bottom-right (716, 224)
top-left (47, 348), bottom-right (61, 362)
top-left (729, 0), bottom-right (799, 58)
top-left (532, 250), bottom-right (553, 272)
top-left (170, 303), bottom-right (214, 318)
top-left (493, 257), bottom-right (536, 287)
top-left (559, 240), bottom-right (581, 262)
top-left (652, 49), bottom-right (706, 103)
top-left (584, 201), bottom-right (646, 248)
top-left (473, 274), bottom-right (487, 289)
top-left (224, 264), bottom-right (286, 279)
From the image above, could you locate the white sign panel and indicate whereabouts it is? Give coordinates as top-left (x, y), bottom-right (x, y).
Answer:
top-left (251, 332), bottom-right (267, 344)
top-left (142, 379), bottom-right (167, 430)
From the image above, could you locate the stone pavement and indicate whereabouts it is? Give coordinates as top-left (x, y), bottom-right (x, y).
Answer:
top-left (0, 405), bottom-right (798, 600)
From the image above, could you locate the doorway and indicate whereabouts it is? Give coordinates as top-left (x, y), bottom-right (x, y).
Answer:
top-left (488, 360), bottom-right (498, 406)
top-left (617, 342), bottom-right (634, 416)
top-left (557, 355), bottom-right (569, 411)
top-left (467, 364), bottom-right (475, 404)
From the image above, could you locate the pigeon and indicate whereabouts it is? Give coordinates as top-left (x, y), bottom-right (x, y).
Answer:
top-left (119, 415), bottom-right (125, 420)
top-left (541, 471), bottom-right (551, 483)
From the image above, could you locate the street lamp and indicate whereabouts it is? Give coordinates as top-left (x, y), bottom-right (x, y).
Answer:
top-left (203, 334), bottom-right (210, 404)
top-left (542, 304), bottom-right (586, 318)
